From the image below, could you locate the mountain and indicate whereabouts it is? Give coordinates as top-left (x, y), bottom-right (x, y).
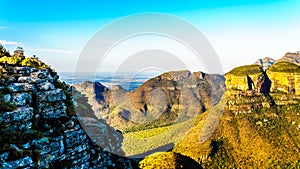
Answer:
top-left (253, 57), bottom-right (275, 70)
top-left (277, 51), bottom-right (300, 65)
top-left (74, 70), bottom-right (226, 132)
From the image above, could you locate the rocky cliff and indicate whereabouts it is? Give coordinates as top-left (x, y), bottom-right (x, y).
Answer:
top-left (226, 61), bottom-right (300, 112)
top-left (0, 52), bottom-right (134, 168)
top-left (225, 65), bottom-right (273, 113)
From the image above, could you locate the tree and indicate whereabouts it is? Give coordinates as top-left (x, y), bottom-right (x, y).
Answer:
top-left (0, 44), bottom-right (11, 57)
top-left (13, 46), bottom-right (24, 57)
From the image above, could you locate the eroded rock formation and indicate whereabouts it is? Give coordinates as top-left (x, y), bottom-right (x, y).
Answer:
top-left (225, 65), bottom-right (273, 113)
top-left (0, 65), bottom-right (133, 168)
top-left (226, 61), bottom-right (300, 113)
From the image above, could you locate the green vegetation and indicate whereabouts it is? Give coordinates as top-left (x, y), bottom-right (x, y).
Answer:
top-left (122, 112), bottom-right (178, 133)
top-left (227, 64), bottom-right (262, 76)
top-left (0, 92), bottom-right (16, 113)
top-left (0, 130), bottom-right (44, 164)
top-left (173, 96), bottom-right (226, 164)
top-left (150, 93), bottom-right (300, 168)
top-left (0, 130), bottom-right (44, 153)
top-left (138, 152), bottom-right (201, 169)
top-left (0, 46), bottom-right (48, 69)
top-left (53, 80), bottom-right (76, 117)
top-left (267, 61), bottom-right (300, 73)
top-left (122, 118), bottom-right (195, 156)
top-left (202, 139), bottom-right (236, 168)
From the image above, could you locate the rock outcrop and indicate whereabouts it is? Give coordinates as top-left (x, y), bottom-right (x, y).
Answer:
top-left (266, 62), bottom-right (300, 95)
top-left (225, 65), bottom-right (273, 113)
top-left (277, 51), bottom-right (300, 66)
top-left (253, 57), bottom-right (275, 70)
top-left (266, 61), bottom-right (300, 105)
top-left (0, 64), bottom-right (133, 168)
top-left (226, 61), bottom-right (300, 112)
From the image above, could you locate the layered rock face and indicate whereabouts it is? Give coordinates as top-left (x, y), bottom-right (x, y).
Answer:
top-left (0, 65), bottom-right (132, 168)
top-left (225, 65), bottom-right (273, 113)
top-left (266, 61), bottom-right (300, 105)
top-left (267, 62), bottom-right (300, 95)
top-left (226, 62), bottom-right (300, 112)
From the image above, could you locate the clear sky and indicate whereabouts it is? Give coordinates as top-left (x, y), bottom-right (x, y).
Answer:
top-left (1, 0), bottom-right (299, 74)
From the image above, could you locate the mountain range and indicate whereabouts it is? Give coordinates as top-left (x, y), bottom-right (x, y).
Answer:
top-left (74, 71), bottom-right (226, 132)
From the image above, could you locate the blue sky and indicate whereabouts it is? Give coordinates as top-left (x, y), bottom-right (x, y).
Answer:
top-left (1, 0), bottom-right (300, 73)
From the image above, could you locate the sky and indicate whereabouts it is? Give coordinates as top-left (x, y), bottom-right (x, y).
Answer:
top-left (0, 0), bottom-right (300, 74)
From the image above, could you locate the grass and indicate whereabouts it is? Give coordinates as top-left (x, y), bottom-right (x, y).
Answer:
top-left (173, 95), bottom-right (226, 163)
top-left (227, 65), bottom-right (262, 76)
top-left (138, 152), bottom-right (201, 169)
top-left (267, 61), bottom-right (300, 73)
top-left (122, 118), bottom-right (196, 156)
top-left (0, 55), bottom-right (48, 69)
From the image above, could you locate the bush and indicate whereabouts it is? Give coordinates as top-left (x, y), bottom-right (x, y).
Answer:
top-left (0, 92), bottom-right (16, 113)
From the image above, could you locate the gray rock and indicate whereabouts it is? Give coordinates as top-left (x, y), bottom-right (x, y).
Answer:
top-left (0, 152), bottom-right (9, 162)
top-left (38, 101), bottom-right (67, 119)
top-left (64, 128), bottom-right (87, 148)
top-left (30, 71), bottom-right (48, 79)
top-left (53, 75), bottom-right (59, 81)
top-left (37, 82), bottom-right (55, 91)
top-left (11, 92), bottom-right (32, 106)
top-left (22, 142), bottom-right (31, 149)
top-left (0, 107), bottom-right (33, 124)
top-left (15, 67), bottom-right (30, 71)
top-left (18, 76), bottom-right (44, 84)
top-left (2, 94), bottom-right (11, 102)
top-left (7, 83), bottom-right (35, 92)
top-left (1, 121), bottom-right (32, 132)
top-left (1, 156), bottom-right (34, 168)
top-left (7, 76), bottom-right (16, 82)
top-left (36, 89), bottom-right (66, 102)
top-left (32, 137), bottom-right (49, 149)
top-left (65, 120), bottom-right (75, 129)
top-left (9, 144), bottom-right (20, 152)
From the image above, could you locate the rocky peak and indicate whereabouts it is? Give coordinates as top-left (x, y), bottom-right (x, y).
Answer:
top-left (277, 51), bottom-right (300, 65)
top-left (253, 57), bottom-right (275, 70)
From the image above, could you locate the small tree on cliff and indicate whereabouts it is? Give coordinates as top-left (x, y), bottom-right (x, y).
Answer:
top-left (13, 46), bottom-right (25, 58)
top-left (0, 44), bottom-right (10, 57)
